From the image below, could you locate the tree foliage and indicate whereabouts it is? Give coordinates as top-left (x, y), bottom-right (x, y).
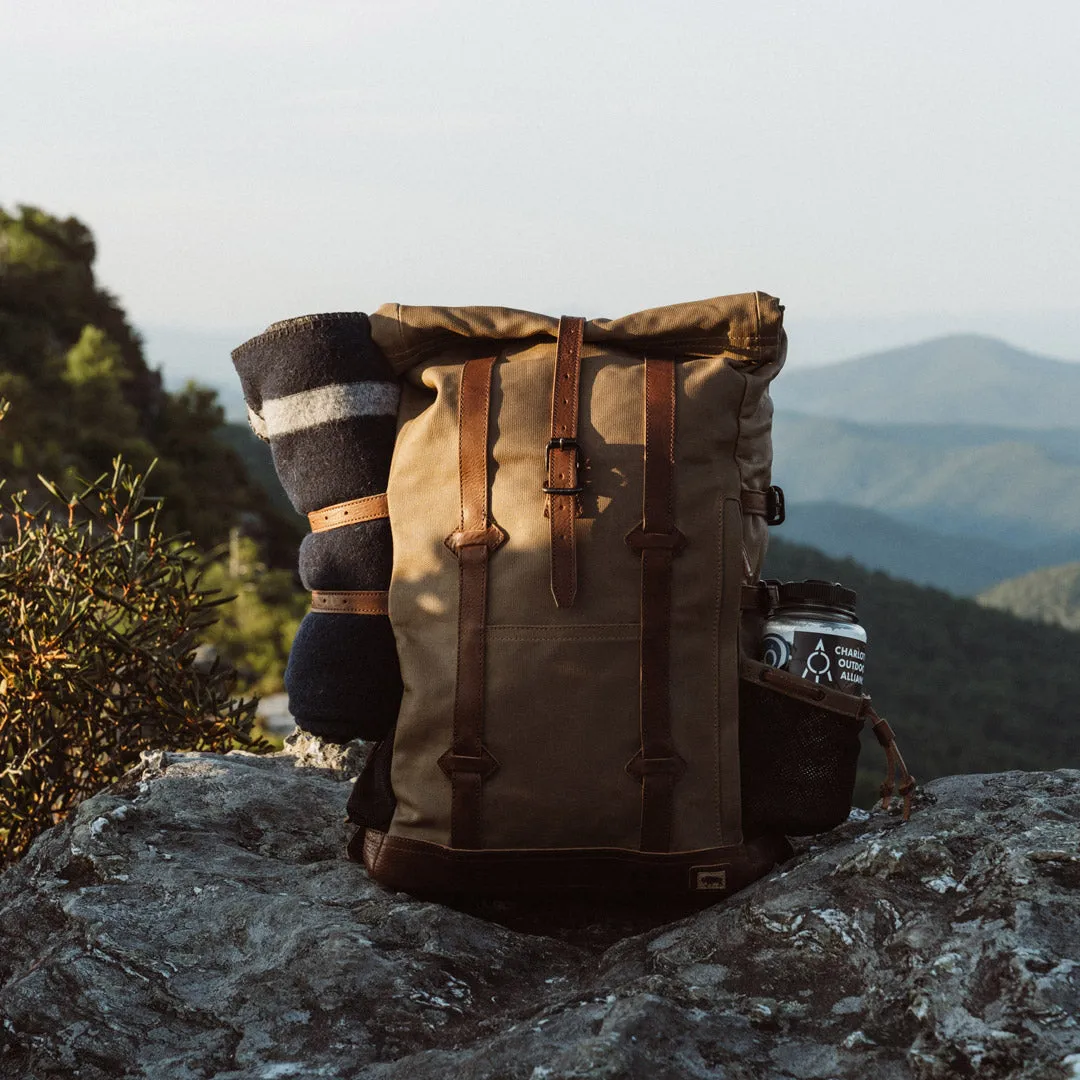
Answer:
top-left (0, 203), bottom-right (300, 557)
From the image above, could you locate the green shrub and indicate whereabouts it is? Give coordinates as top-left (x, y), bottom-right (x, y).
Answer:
top-left (0, 448), bottom-right (266, 866)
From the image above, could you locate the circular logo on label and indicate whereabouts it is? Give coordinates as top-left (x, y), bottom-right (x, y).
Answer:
top-left (761, 634), bottom-right (791, 669)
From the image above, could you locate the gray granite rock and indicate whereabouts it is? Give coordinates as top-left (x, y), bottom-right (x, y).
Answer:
top-left (0, 745), bottom-right (1077, 1079)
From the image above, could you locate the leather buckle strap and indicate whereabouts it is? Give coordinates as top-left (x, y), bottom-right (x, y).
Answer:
top-left (443, 355), bottom-right (504, 849)
top-left (547, 316), bottom-right (586, 608)
top-left (307, 493), bottom-right (389, 532)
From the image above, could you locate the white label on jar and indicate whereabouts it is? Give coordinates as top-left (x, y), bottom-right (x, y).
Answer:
top-left (761, 629), bottom-right (866, 692)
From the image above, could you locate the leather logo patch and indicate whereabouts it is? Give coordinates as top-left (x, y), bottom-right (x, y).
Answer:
top-left (692, 866), bottom-right (728, 891)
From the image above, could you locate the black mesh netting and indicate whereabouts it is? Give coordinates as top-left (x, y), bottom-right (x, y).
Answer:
top-left (740, 680), bottom-right (864, 837)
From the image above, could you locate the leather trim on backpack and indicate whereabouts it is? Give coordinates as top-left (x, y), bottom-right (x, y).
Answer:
top-left (545, 316), bottom-right (585, 608)
top-left (625, 356), bottom-right (686, 853)
top-left (442, 354), bottom-right (505, 849)
top-left (353, 827), bottom-right (791, 898)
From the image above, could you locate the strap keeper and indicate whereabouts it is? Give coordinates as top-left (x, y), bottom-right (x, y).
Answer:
top-left (625, 524), bottom-right (687, 553)
top-left (626, 749), bottom-right (687, 779)
top-left (437, 746), bottom-right (500, 780)
top-left (444, 524), bottom-right (507, 556)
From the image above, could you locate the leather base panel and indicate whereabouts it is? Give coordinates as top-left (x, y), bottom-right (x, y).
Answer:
top-left (351, 828), bottom-right (791, 900)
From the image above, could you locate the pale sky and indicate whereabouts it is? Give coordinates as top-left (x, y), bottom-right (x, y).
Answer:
top-left (4, 0), bottom-right (1080, 367)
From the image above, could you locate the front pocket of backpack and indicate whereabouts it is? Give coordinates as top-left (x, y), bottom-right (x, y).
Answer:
top-left (739, 675), bottom-right (864, 836)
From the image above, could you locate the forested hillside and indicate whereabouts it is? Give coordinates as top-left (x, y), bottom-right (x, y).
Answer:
top-left (764, 538), bottom-right (1080, 801)
top-left (779, 501), bottom-right (1046, 595)
top-left (0, 205), bottom-right (298, 561)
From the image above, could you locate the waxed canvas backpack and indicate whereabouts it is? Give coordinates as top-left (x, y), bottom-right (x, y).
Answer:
top-left (233, 293), bottom-right (912, 901)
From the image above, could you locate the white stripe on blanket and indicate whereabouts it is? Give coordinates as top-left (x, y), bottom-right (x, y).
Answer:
top-left (261, 382), bottom-right (400, 437)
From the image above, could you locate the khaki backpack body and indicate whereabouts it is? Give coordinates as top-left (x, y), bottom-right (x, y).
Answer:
top-left (358, 293), bottom-right (790, 896)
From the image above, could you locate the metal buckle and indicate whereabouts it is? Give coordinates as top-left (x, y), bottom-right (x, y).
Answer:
top-left (543, 437), bottom-right (584, 496)
top-left (766, 485), bottom-right (786, 526)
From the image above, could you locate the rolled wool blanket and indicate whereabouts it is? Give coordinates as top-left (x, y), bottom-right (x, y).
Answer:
top-left (231, 312), bottom-right (401, 743)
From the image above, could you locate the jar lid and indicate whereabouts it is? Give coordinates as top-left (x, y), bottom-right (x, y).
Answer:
top-left (775, 579), bottom-right (857, 614)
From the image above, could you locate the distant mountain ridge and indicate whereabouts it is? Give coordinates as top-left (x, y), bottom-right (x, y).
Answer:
top-left (978, 561), bottom-right (1080, 631)
top-left (776, 501), bottom-right (1080, 596)
top-left (775, 334), bottom-right (1080, 428)
top-left (771, 410), bottom-right (1080, 549)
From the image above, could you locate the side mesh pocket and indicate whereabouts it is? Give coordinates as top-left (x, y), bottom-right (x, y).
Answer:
top-left (739, 661), bottom-right (865, 837)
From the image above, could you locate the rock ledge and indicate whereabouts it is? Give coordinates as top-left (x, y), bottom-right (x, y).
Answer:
top-left (1, 743), bottom-right (1077, 1079)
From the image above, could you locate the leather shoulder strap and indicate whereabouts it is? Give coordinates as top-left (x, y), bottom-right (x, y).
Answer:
top-left (625, 356), bottom-right (687, 852)
top-left (439, 355), bottom-right (505, 849)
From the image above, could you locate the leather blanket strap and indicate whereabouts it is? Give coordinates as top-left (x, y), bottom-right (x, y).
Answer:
top-left (625, 356), bottom-right (687, 852)
top-left (545, 316), bottom-right (586, 608)
top-left (439, 355), bottom-right (506, 849)
top-left (307, 493), bottom-right (389, 532)
top-left (310, 590), bottom-right (389, 615)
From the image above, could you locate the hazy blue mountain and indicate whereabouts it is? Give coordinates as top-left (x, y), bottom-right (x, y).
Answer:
top-left (789, 311), bottom-right (1080, 368)
top-left (978, 561), bottom-right (1080, 631)
top-left (139, 324), bottom-right (256, 420)
top-left (776, 502), bottom-right (1080, 595)
top-left (774, 334), bottom-right (1080, 428)
top-left (771, 411), bottom-right (1080, 548)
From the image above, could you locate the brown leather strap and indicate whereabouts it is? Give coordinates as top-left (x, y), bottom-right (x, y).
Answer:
top-left (440, 355), bottom-right (504, 849)
top-left (625, 356), bottom-right (685, 853)
top-left (740, 657), bottom-right (868, 719)
top-left (869, 705), bottom-right (916, 821)
top-left (310, 590), bottom-right (389, 615)
top-left (740, 490), bottom-right (768, 517)
top-left (718, 497), bottom-right (746, 845)
top-left (308, 493), bottom-right (389, 532)
top-left (741, 581), bottom-right (779, 612)
top-left (740, 486), bottom-right (785, 526)
top-left (546, 316), bottom-right (585, 608)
